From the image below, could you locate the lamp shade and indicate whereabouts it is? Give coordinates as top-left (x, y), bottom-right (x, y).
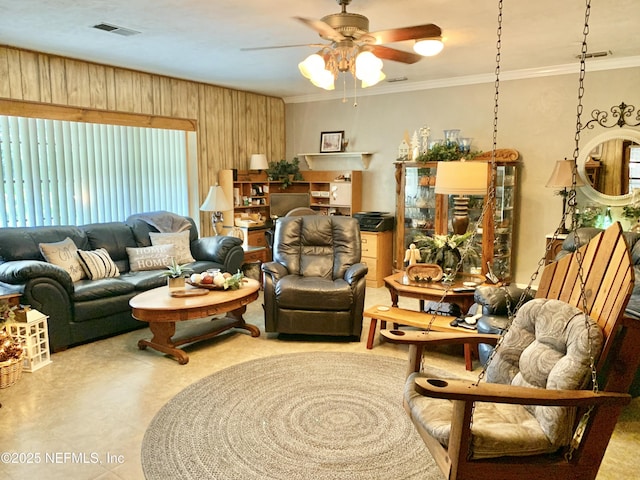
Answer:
top-left (546, 159), bottom-right (585, 188)
top-left (200, 185), bottom-right (232, 212)
top-left (250, 154), bottom-right (269, 171)
top-left (435, 161), bottom-right (488, 195)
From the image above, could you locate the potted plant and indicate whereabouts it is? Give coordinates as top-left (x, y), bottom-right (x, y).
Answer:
top-left (0, 298), bottom-right (24, 388)
top-left (161, 257), bottom-right (194, 290)
top-left (266, 158), bottom-right (303, 189)
top-left (412, 232), bottom-right (479, 273)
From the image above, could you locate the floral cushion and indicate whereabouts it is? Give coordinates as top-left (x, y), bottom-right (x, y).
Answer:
top-left (405, 298), bottom-right (603, 459)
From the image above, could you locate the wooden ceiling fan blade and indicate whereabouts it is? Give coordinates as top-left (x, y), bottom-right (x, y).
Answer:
top-left (370, 45), bottom-right (422, 64)
top-left (294, 16), bottom-right (345, 42)
top-left (241, 43), bottom-right (325, 51)
top-left (369, 24), bottom-right (442, 44)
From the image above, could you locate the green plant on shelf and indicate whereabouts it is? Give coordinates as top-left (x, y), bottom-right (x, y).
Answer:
top-left (266, 158), bottom-right (303, 189)
top-left (415, 143), bottom-right (482, 162)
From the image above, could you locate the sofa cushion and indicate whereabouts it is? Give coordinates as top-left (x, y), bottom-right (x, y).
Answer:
top-left (149, 231), bottom-right (195, 264)
top-left (81, 222), bottom-right (138, 272)
top-left (119, 271), bottom-right (167, 291)
top-left (73, 277), bottom-right (135, 302)
top-left (275, 276), bottom-right (353, 311)
top-left (0, 225), bottom-right (90, 262)
top-left (39, 237), bottom-right (87, 282)
top-left (77, 248), bottom-right (120, 280)
top-left (126, 244), bottom-right (175, 272)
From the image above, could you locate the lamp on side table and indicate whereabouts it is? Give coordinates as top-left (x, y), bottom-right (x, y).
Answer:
top-left (545, 158), bottom-right (584, 234)
top-left (200, 184), bottom-right (233, 236)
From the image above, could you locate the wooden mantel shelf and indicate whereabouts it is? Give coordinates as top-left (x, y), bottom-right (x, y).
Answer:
top-left (298, 152), bottom-right (374, 170)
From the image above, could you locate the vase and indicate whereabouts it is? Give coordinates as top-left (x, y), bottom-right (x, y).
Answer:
top-left (631, 219), bottom-right (640, 233)
top-left (167, 277), bottom-right (185, 291)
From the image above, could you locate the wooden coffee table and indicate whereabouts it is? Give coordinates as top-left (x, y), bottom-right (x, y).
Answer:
top-left (130, 279), bottom-right (260, 364)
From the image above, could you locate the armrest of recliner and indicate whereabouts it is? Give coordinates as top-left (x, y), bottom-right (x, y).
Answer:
top-left (344, 263), bottom-right (368, 285)
top-left (261, 261), bottom-right (288, 282)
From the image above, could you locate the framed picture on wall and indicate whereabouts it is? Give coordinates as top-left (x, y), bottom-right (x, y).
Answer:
top-left (320, 131), bottom-right (344, 153)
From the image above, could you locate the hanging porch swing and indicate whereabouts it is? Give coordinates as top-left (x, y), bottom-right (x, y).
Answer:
top-left (380, 1), bottom-right (640, 479)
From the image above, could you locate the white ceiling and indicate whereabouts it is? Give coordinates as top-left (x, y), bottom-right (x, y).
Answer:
top-left (1, 0), bottom-right (639, 102)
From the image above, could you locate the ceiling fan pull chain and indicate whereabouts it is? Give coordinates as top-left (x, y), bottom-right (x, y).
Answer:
top-left (353, 74), bottom-right (358, 107)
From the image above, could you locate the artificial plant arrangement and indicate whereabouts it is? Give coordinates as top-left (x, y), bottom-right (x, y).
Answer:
top-left (412, 231), bottom-right (479, 272)
top-left (0, 300), bottom-right (23, 363)
top-left (416, 143), bottom-right (482, 162)
top-left (266, 158), bottom-right (304, 189)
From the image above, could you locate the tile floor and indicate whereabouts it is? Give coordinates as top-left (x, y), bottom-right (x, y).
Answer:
top-left (0, 286), bottom-right (638, 479)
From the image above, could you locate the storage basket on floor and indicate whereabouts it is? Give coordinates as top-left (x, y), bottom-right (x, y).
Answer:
top-left (0, 354), bottom-right (24, 388)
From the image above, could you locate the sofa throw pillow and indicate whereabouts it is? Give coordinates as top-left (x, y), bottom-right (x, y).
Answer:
top-left (126, 244), bottom-right (176, 272)
top-left (149, 231), bottom-right (196, 264)
top-left (39, 237), bottom-right (86, 282)
top-left (77, 248), bottom-right (120, 280)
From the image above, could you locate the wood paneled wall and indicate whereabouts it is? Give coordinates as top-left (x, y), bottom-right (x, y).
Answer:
top-left (0, 45), bottom-right (285, 234)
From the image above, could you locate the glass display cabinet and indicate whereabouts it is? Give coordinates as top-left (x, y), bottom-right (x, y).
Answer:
top-left (394, 149), bottom-right (520, 281)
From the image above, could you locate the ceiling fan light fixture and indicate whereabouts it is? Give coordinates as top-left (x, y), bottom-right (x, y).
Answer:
top-left (298, 53), bottom-right (326, 79)
top-left (361, 70), bottom-right (386, 88)
top-left (355, 50), bottom-right (383, 80)
top-left (413, 37), bottom-right (444, 56)
top-left (310, 69), bottom-right (336, 90)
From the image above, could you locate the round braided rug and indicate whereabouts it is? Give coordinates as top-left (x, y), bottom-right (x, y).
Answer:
top-left (141, 352), bottom-right (439, 480)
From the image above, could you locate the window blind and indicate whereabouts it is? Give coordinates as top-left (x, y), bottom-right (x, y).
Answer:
top-left (0, 116), bottom-right (188, 227)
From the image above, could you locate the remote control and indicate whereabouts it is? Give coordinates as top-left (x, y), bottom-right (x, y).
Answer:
top-left (452, 287), bottom-right (475, 292)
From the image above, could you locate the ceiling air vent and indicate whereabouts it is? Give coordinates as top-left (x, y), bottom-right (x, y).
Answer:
top-left (387, 76), bottom-right (408, 83)
top-left (92, 23), bottom-right (140, 37)
top-left (576, 50), bottom-right (612, 59)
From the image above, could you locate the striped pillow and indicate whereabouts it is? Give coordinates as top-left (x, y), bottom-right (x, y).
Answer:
top-left (77, 248), bottom-right (120, 280)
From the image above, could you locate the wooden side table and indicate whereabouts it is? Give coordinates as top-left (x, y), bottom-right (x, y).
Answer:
top-left (243, 245), bottom-right (269, 264)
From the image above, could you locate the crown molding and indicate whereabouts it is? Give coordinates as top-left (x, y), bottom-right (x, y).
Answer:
top-left (283, 55), bottom-right (640, 104)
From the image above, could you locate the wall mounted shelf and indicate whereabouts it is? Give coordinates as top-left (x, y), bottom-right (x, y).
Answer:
top-left (298, 152), bottom-right (374, 170)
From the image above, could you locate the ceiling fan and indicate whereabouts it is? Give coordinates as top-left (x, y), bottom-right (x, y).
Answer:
top-left (243, 0), bottom-right (444, 90)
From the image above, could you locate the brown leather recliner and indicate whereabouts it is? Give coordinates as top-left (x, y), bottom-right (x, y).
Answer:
top-left (261, 215), bottom-right (368, 338)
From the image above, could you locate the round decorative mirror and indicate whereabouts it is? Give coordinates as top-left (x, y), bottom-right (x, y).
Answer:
top-left (578, 128), bottom-right (640, 206)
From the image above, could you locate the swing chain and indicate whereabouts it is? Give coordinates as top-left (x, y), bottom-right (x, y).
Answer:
top-left (566, 0), bottom-right (598, 462)
top-left (468, 0), bottom-right (504, 455)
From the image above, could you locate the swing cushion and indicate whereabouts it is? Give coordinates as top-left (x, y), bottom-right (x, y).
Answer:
top-left (404, 298), bottom-right (603, 459)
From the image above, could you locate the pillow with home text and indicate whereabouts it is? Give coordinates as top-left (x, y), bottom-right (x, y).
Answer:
top-left (126, 244), bottom-right (176, 272)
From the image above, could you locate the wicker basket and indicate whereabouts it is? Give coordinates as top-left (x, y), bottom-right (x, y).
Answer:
top-left (0, 354), bottom-right (24, 389)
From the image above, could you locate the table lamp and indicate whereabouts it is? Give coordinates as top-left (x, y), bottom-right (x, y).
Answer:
top-left (200, 184), bottom-right (232, 235)
top-left (545, 159), bottom-right (584, 234)
top-left (249, 154), bottom-right (269, 172)
top-left (435, 161), bottom-right (488, 235)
